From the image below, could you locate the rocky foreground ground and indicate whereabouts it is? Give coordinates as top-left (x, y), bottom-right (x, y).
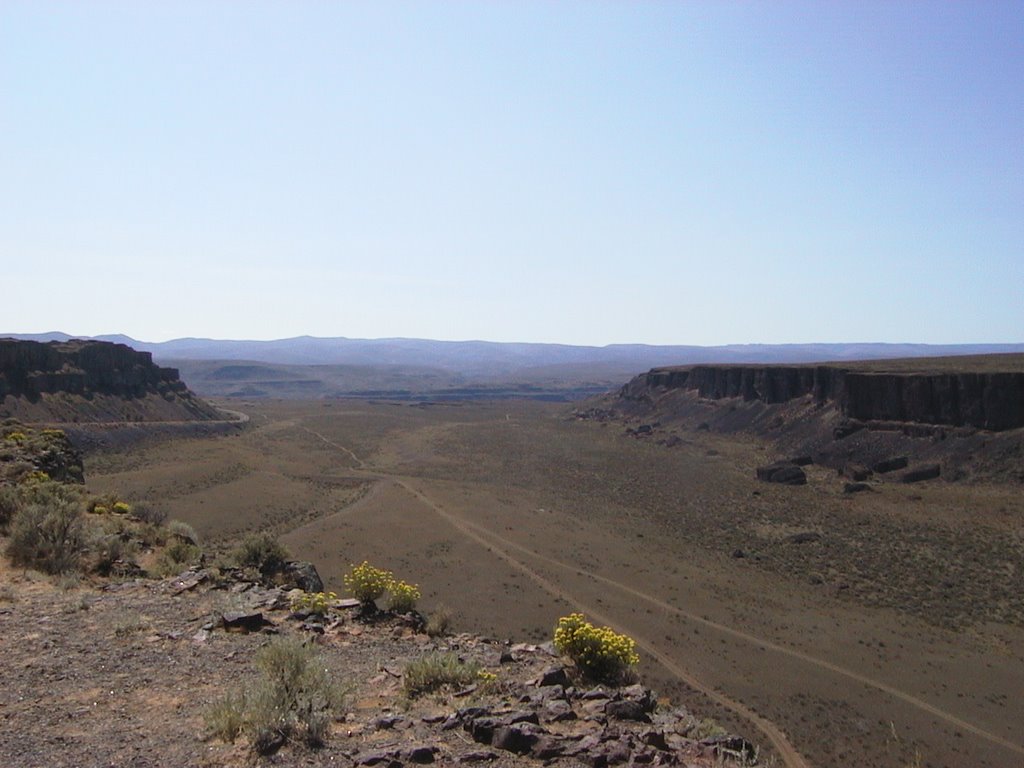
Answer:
top-left (0, 562), bottom-right (756, 768)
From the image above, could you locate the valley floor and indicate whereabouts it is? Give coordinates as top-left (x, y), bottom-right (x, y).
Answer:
top-left (83, 399), bottom-right (1024, 768)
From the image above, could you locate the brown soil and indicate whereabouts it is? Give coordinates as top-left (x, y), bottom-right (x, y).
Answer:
top-left (77, 399), bottom-right (1024, 768)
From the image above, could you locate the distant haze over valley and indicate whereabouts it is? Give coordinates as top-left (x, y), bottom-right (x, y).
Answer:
top-left (7, 332), bottom-right (1024, 401)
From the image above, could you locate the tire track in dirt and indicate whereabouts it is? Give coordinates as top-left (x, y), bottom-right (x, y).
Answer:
top-left (392, 477), bottom-right (812, 768)
top-left (443, 505), bottom-right (1024, 760)
top-left (303, 427), bottom-right (367, 469)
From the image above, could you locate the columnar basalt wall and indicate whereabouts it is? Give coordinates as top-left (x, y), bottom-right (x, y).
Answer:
top-left (0, 338), bottom-right (220, 421)
top-left (627, 364), bottom-right (1024, 431)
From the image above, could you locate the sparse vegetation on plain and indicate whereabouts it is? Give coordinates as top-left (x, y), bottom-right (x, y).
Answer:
top-left (425, 604), bottom-right (453, 637)
top-left (234, 531), bottom-right (290, 577)
top-left (205, 637), bottom-right (345, 753)
top-left (5, 481), bottom-right (85, 574)
top-left (402, 652), bottom-right (482, 697)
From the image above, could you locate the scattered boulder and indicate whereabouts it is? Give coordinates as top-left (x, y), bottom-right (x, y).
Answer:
top-left (833, 420), bottom-right (864, 439)
top-left (871, 456), bottom-right (908, 474)
top-left (901, 464), bottom-right (941, 483)
top-left (220, 609), bottom-right (270, 632)
top-left (491, 722), bottom-right (542, 754)
top-left (788, 455), bottom-right (813, 466)
top-left (283, 561), bottom-right (324, 593)
top-left (404, 745), bottom-right (438, 764)
top-left (843, 482), bottom-right (873, 494)
top-left (535, 665), bottom-right (571, 688)
top-left (840, 463), bottom-right (873, 482)
top-left (755, 463), bottom-right (807, 485)
top-left (605, 699), bottom-right (651, 722)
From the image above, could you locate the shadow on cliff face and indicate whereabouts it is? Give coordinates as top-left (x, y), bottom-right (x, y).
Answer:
top-left (610, 362), bottom-right (1024, 485)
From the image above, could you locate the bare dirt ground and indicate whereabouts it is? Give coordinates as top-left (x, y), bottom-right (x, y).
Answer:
top-left (83, 399), bottom-right (1024, 768)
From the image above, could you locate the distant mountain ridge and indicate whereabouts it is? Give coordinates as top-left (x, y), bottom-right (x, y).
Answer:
top-left (9, 333), bottom-right (1024, 376)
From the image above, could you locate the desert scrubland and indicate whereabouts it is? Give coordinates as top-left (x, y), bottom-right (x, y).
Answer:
top-left (85, 398), bottom-right (1024, 768)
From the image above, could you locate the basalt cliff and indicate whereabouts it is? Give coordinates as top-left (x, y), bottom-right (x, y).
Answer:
top-left (0, 338), bottom-right (222, 423)
top-left (625, 363), bottom-right (1024, 432)
top-left (608, 356), bottom-right (1024, 484)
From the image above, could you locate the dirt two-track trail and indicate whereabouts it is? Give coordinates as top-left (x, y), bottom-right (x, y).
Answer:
top-left (297, 425), bottom-right (1024, 768)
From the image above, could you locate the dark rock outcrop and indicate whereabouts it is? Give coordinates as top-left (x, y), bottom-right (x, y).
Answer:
top-left (625, 363), bottom-right (1024, 432)
top-left (0, 338), bottom-right (221, 421)
top-left (900, 464), bottom-right (941, 483)
top-left (871, 456), bottom-right (909, 474)
top-left (756, 463), bottom-right (807, 485)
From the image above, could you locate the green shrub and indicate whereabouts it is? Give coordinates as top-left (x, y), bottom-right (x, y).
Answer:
top-left (130, 501), bottom-right (167, 526)
top-left (5, 483), bottom-right (84, 574)
top-left (553, 613), bottom-right (639, 684)
top-left (87, 531), bottom-right (138, 577)
top-left (234, 532), bottom-right (290, 577)
top-left (155, 538), bottom-right (203, 576)
top-left (403, 652), bottom-right (481, 697)
top-left (0, 485), bottom-right (20, 531)
top-left (167, 520), bottom-right (200, 545)
top-left (204, 689), bottom-right (246, 744)
top-left (344, 561), bottom-right (393, 604)
top-left (425, 605), bottom-right (453, 637)
top-left (205, 637), bottom-right (344, 752)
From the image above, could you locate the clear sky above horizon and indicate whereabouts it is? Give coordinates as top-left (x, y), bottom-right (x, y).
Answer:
top-left (2, 2), bottom-right (1021, 346)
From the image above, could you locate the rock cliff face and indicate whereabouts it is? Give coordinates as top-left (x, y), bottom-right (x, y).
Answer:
top-left (626, 364), bottom-right (1024, 431)
top-left (0, 338), bottom-right (222, 422)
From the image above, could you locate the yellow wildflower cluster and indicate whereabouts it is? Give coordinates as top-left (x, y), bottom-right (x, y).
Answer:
top-left (344, 561), bottom-right (421, 611)
top-left (4, 431), bottom-right (27, 442)
top-left (290, 591), bottom-right (338, 616)
top-left (344, 561), bottom-right (393, 602)
top-left (19, 470), bottom-right (50, 485)
top-left (112, 501), bottom-right (131, 514)
top-left (388, 579), bottom-right (421, 613)
top-left (553, 613), bottom-right (640, 683)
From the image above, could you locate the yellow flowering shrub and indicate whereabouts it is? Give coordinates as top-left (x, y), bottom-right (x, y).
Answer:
top-left (291, 591), bottom-right (338, 616)
top-left (553, 613), bottom-right (640, 683)
top-left (387, 579), bottom-right (421, 612)
top-left (344, 561), bottom-right (393, 603)
top-left (112, 501), bottom-right (131, 514)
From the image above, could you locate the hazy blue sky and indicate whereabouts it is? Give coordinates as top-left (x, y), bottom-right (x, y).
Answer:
top-left (2, 2), bottom-right (1021, 345)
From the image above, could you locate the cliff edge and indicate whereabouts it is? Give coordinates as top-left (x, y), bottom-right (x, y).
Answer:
top-left (0, 338), bottom-right (222, 423)
top-left (627, 360), bottom-right (1024, 432)
top-left (608, 356), bottom-right (1024, 484)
